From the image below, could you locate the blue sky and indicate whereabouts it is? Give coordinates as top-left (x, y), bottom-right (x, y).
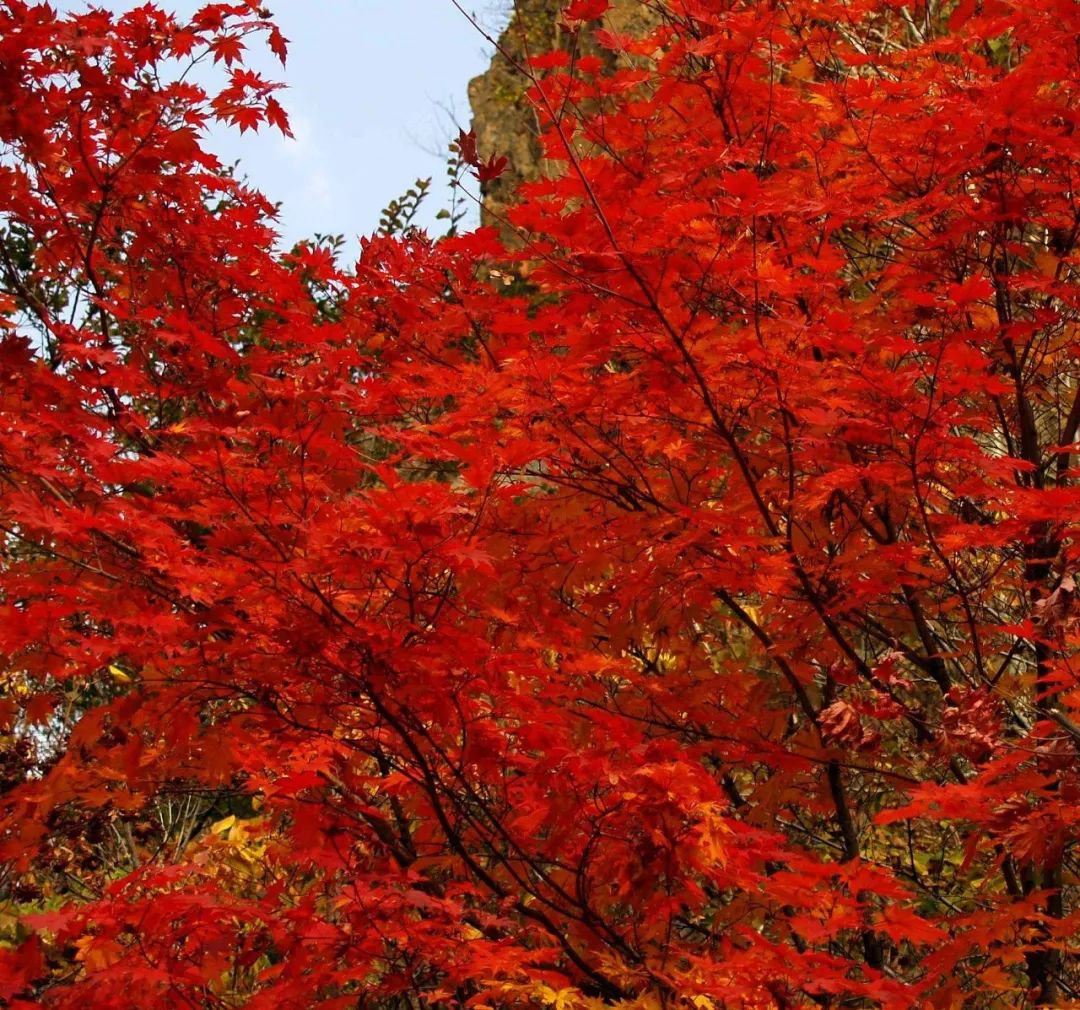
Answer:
top-left (81, 2), bottom-right (506, 248)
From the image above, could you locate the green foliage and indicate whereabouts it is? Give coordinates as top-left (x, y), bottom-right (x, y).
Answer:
top-left (377, 177), bottom-right (432, 237)
top-left (435, 135), bottom-right (470, 238)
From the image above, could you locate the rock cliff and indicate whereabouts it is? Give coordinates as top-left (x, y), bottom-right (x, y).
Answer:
top-left (467, 0), bottom-right (656, 229)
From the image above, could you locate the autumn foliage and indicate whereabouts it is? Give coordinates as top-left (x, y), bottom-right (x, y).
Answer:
top-left (0, 0), bottom-right (1079, 1006)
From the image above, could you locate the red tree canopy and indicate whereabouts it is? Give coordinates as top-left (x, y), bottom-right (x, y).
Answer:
top-left (1, 0), bottom-right (1079, 1007)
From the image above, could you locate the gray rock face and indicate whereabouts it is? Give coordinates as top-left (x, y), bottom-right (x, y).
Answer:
top-left (467, 0), bottom-right (656, 233)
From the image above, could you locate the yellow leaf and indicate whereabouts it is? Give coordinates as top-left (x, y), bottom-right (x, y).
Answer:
top-left (789, 56), bottom-right (815, 81)
top-left (211, 815), bottom-right (236, 836)
top-left (74, 935), bottom-right (122, 973)
top-left (1036, 251), bottom-right (1060, 277)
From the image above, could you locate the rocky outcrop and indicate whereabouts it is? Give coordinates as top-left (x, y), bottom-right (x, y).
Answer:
top-left (467, 1), bottom-right (657, 231)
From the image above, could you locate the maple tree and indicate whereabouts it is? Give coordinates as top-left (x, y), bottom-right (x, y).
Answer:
top-left (0, 0), bottom-right (1080, 1007)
